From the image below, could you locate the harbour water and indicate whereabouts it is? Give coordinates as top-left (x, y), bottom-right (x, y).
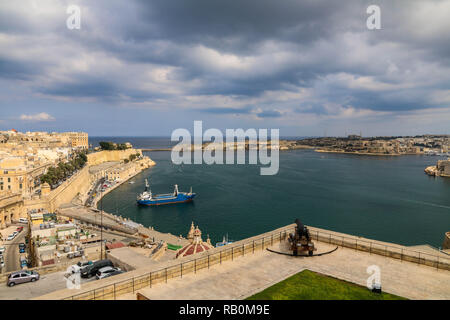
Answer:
top-left (93, 137), bottom-right (450, 247)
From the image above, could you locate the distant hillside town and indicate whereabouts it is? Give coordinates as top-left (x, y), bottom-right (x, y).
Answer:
top-left (0, 129), bottom-right (153, 228)
top-left (285, 134), bottom-right (450, 156)
top-left (0, 129), bottom-right (155, 274)
top-left (0, 130), bottom-right (89, 198)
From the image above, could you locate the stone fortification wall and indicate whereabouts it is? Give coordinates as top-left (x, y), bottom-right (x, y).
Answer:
top-left (46, 166), bottom-right (91, 211)
top-left (87, 149), bottom-right (142, 166)
top-left (23, 166), bottom-right (90, 214)
top-left (23, 149), bottom-right (150, 214)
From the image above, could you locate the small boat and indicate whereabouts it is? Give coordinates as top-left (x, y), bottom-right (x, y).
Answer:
top-left (137, 179), bottom-right (196, 206)
top-left (129, 181), bottom-right (135, 184)
top-left (215, 234), bottom-right (233, 247)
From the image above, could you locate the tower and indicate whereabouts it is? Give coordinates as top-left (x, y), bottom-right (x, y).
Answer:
top-left (187, 221), bottom-right (195, 241)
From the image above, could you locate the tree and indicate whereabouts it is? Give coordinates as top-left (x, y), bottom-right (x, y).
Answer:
top-left (117, 143), bottom-right (128, 150)
top-left (79, 152), bottom-right (87, 162)
top-left (99, 141), bottom-right (116, 150)
top-left (39, 151), bottom-right (87, 189)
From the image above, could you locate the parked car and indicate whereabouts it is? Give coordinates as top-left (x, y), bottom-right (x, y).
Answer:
top-left (16, 226), bottom-right (23, 233)
top-left (19, 243), bottom-right (26, 253)
top-left (12, 231), bottom-right (18, 237)
top-left (80, 259), bottom-right (114, 278)
top-left (6, 234), bottom-right (15, 241)
top-left (19, 218), bottom-right (28, 224)
top-left (0, 247), bottom-right (5, 255)
top-left (69, 260), bottom-right (93, 273)
top-left (0, 256), bottom-right (4, 268)
top-left (19, 257), bottom-right (28, 268)
top-left (67, 250), bottom-right (84, 259)
top-left (7, 271), bottom-right (39, 287)
top-left (96, 266), bottom-right (123, 280)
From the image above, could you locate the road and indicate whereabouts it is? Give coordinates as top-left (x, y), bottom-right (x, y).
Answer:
top-left (0, 270), bottom-right (96, 300)
top-left (3, 224), bottom-right (28, 273)
top-left (85, 178), bottom-right (105, 207)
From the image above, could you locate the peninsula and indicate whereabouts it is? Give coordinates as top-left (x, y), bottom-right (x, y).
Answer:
top-left (290, 134), bottom-right (450, 156)
top-left (145, 134), bottom-right (450, 156)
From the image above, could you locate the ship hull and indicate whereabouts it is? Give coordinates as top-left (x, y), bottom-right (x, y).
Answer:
top-left (137, 193), bottom-right (196, 206)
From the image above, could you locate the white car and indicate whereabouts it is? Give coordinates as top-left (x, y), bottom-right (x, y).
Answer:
top-left (19, 218), bottom-right (28, 224)
top-left (95, 266), bottom-right (122, 280)
top-left (7, 234), bottom-right (15, 241)
top-left (69, 261), bottom-right (93, 273)
top-left (0, 247), bottom-right (5, 254)
top-left (0, 257), bottom-right (4, 268)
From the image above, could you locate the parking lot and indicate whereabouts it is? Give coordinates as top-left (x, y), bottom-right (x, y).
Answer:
top-left (0, 269), bottom-right (97, 300)
top-left (0, 258), bottom-right (126, 300)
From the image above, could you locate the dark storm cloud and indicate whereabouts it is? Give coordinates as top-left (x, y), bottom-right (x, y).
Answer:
top-left (129, 0), bottom-right (350, 53)
top-left (0, 57), bottom-right (42, 80)
top-left (294, 104), bottom-right (329, 116)
top-left (0, 0), bottom-right (449, 122)
top-left (198, 106), bottom-right (253, 115)
top-left (347, 90), bottom-right (433, 112)
top-left (38, 80), bottom-right (119, 99)
top-left (256, 110), bottom-right (283, 118)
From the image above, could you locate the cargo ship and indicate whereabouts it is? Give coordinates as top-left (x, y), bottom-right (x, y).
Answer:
top-left (137, 179), bottom-right (196, 206)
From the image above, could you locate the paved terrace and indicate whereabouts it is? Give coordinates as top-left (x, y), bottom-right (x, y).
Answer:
top-left (133, 242), bottom-right (450, 300)
top-left (137, 226), bottom-right (189, 247)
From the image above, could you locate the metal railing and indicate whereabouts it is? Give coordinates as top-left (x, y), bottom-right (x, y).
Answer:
top-left (308, 227), bottom-right (450, 271)
top-left (63, 225), bottom-right (450, 300)
top-left (63, 226), bottom-right (292, 300)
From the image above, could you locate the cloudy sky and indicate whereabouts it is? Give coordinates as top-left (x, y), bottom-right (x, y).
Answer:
top-left (0, 0), bottom-right (449, 136)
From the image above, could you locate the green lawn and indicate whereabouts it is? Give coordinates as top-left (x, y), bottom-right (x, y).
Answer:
top-left (167, 243), bottom-right (183, 250)
top-left (246, 270), bottom-right (406, 300)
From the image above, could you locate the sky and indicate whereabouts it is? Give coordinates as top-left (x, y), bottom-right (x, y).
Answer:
top-left (0, 0), bottom-right (449, 137)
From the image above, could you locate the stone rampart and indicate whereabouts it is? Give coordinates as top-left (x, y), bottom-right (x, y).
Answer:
top-left (35, 224), bottom-right (450, 300)
top-left (87, 149), bottom-right (142, 166)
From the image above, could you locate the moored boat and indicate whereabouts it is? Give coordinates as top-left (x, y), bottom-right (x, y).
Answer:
top-left (215, 234), bottom-right (233, 247)
top-left (137, 179), bottom-right (196, 206)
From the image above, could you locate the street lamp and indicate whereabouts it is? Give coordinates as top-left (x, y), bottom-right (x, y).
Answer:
top-left (100, 175), bottom-right (104, 259)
